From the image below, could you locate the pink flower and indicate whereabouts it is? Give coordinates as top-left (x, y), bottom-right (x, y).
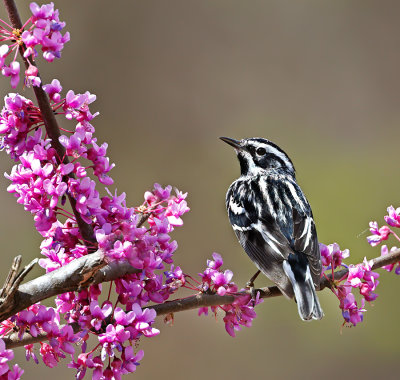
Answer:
top-left (198, 254), bottom-right (261, 336)
top-left (384, 206), bottom-right (400, 228)
top-left (90, 301), bottom-right (113, 331)
top-left (59, 132), bottom-right (87, 158)
top-left (121, 346), bottom-right (143, 374)
top-left (39, 343), bottom-right (59, 368)
top-left (2, 61), bottom-right (20, 88)
top-left (28, 2), bottom-right (70, 62)
top-left (319, 242), bottom-right (349, 269)
top-left (30, 2), bottom-right (55, 19)
top-left (341, 292), bottom-right (365, 326)
top-left (164, 265), bottom-right (185, 292)
top-left (0, 338), bottom-right (14, 376)
top-left (222, 294), bottom-right (261, 337)
top-left (6, 364), bottom-right (24, 380)
top-left (165, 190), bottom-right (190, 226)
top-left (367, 222), bottom-right (391, 246)
top-left (43, 79), bottom-right (62, 102)
top-left (128, 304), bottom-right (159, 338)
top-left (21, 31), bottom-right (38, 59)
top-left (347, 265), bottom-right (364, 288)
top-left (25, 344), bottom-right (39, 364)
top-left (24, 64), bottom-right (41, 87)
top-left (211, 270), bottom-right (233, 296)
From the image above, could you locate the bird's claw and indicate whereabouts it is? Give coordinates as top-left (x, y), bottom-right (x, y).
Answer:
top-left (246, 279), bottom-right (255, 289)
top-left (246, 270), bottom-right (261, 290)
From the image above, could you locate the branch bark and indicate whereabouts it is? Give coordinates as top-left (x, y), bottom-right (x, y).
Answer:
top-left (2, 0), bottom-right (95, 244)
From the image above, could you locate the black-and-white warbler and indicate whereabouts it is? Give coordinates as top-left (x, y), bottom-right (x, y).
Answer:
top-left (220, 136), bottom-right (323, 321)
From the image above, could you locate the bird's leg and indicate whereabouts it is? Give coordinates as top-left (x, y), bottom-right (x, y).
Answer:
top-left (246, 270), bottom-right (261, 301)
top-left (246, 270), bottom-right (261, 289)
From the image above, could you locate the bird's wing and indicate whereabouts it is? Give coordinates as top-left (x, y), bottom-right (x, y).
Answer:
top-left (226, 180), bottom-right (294, 295)
top-left (291, 207), bottom-right (321, 286)
top-left (259, 175), bottom-right (322, 285)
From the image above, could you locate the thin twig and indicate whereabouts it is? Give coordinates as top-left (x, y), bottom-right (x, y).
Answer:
top-left (0, 256), bottom-right (38, 316)
top-left (0, 255), bottom-right (22, 299)
top-left (137, 213), bottom-right (150, 228)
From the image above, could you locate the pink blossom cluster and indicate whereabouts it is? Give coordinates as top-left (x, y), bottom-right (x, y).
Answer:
top-left (367, 222), bottom-right (391, 247)
top-left (320, 242), bottom-right (349, 270)
top-left (0, 339), bottom-right (23, 380)
top-left (0, 1), bottom-right (194, 376)
top-left (0, 2), bottom-right (69, 88)
top-left (23, 2), bottom-right (70, 63)
top-left (0, 304), bottom-right (78, 369)
top-left (366, 206), bottom-right (400, 247)
top-left (1, 85), bottom-right (115, 236)
top-left (367, 205), bottom-right (400, 271)
top-left (320, 243), bottom-right (379, 326)
top-left (0, 93), bottom-right (42, 160)
top-left (0, 75), bottom-right (190, 377)
top-left (197, 253), bottom-right (262, 337)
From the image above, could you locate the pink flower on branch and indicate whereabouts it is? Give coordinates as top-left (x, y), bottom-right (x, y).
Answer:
top-left (0, 2), bottom-right (69, 88)
top-left (198, 253), bottom-right (262, 337)
top-left (43, 79), bottom-right (62, 102)
top-left (319, 242), bottom-right (349, 270)
top-left (323, 241), bottom-right (380, 327)
top-left (384, 206), bottom-right (400, 228)
top-left (367, 222), bottom-right (391, 247)
top-left (1, 61), bottom-right (20, 88)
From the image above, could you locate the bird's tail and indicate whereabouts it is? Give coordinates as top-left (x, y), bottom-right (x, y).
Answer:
top-left (282, 253), bottom-right (324, 321)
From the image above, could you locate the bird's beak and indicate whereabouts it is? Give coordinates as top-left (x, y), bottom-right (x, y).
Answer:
top-left (219, 137), bottom-right (244, 151)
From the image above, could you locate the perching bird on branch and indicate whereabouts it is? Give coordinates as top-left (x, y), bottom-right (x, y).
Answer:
top-left (220, 137), bottom-right (323, 321)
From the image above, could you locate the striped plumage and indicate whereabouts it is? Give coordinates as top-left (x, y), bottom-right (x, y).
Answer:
top-left (221, 137), bottom-right (323, 321)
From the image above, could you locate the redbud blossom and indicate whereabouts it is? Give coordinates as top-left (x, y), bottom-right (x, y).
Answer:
top-left (198, 253), bottom-right (263, 337)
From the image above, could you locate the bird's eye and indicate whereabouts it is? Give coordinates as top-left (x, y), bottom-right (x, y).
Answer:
top-left (256, 147), bottom-right (266, 156)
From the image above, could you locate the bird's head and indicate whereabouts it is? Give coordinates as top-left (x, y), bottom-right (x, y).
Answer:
top-left (220, 137), bottom-right (295, 177)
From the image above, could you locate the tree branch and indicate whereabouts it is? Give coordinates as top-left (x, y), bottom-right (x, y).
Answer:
top-left (0, 250), bottom-right (141, 323)
top-left (151, 248), bottom-right (400, 316)
top-left (2, 0), bottom-right (95, 244)
top-left (3, 248), bottom-right (400, 348)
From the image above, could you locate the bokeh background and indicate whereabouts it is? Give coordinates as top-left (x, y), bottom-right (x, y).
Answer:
top-left (1, 0), bottom-right (400, 379)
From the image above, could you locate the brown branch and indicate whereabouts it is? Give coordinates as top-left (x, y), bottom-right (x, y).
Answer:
top-left (149, 287), bottom-right (282, 316)
top-left (2, 0), bottom-right (95, 244)
top-left (151, 248), bottom-right (400, 316)
top-left (4, 248), bottom-right (400, 349)
top-left (0, 250), bottom-right (141, 323)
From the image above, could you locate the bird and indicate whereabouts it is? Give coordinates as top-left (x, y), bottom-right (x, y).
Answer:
top-left (220, 136), bottom-right (323, 321)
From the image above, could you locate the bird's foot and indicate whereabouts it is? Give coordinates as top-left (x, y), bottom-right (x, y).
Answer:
top-left (245, 270), bottom-right (261, 289)
top-left (245, 270), bottom-right (261, 305)
top-left (245, 279), bottom-right (254, 289)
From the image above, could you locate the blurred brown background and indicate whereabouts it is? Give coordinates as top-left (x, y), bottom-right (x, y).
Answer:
top-left (1, 0), bottom-right (400, 379)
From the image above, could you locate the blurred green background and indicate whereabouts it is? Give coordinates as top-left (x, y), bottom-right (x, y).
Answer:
top-left (1, 0), bottom-right (400, 379)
